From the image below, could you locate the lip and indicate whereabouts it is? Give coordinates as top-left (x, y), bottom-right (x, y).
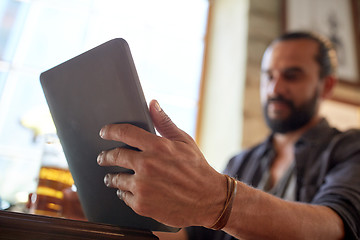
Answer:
top-left (269, 101), bottom-right (289, 108)
top-left (267, 101), bottom-right (291, 115)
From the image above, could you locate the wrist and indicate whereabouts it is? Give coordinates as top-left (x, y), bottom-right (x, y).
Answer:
top-left (208, 175), bottom-right (237, 230)
top-left (195, 172), bottom-right (228, 227)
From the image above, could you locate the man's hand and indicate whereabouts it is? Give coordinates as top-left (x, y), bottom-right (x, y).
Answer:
top-left (97, 100), bottom-right (226, 228)
top-left (96, 100), bottom-right (345, 240)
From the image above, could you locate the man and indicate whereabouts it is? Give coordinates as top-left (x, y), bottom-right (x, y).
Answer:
top-left (97, 32), bottom-right (360, 239)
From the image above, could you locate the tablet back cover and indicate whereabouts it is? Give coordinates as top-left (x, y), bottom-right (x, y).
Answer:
top-left (40, 38), bottom-right (178, 232)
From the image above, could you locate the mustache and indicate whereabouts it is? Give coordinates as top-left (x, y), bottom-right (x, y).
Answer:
top-left (267, 96), bottom-right (294, 108)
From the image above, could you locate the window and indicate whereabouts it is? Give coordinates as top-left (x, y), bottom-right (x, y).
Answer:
top-left (0, 0), bottom-right (208, 206)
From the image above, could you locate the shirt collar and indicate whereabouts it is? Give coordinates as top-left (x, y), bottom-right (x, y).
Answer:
top-left (295, 118), bottom-right (334, 148)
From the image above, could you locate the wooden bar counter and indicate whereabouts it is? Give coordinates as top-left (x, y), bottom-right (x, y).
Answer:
top-left (0, 210), bottom-right (158, 240)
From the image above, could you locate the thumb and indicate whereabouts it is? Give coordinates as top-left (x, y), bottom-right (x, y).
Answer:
top-left (149, 100), bottom-right (190, 142)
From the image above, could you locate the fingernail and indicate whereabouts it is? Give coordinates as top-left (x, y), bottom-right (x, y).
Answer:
top-left (116, 189), bottom-right (121, 198)
top-left (97, 151), bottom-right (104, 164)
top-left (104, 174), bottom-right (110, 186)
top-left (99, 126), bottom-right (106, 138)
top-left (154, 100), bottom-right (162, 112)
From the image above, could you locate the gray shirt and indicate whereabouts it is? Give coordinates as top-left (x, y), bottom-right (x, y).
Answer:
top-left (187, 119), bottom-right (360, 240)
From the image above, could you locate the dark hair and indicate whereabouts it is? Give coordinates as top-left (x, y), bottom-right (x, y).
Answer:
top-left (273, 31), bottom-right (337, 79)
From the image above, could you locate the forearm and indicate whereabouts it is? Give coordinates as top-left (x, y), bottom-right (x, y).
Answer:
top-left (222, 181), bottom-right (345, 240)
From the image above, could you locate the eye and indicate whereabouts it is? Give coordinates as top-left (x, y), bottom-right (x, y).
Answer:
top-left (261, 71), bottom-right (273, 81)
top-left (283, 71), bottom-right (299, 81)
top-left (282, 68), bottom-right (303, 82)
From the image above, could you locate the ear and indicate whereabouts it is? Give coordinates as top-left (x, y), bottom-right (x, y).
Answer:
top-left (321, 75), bottom-right (337, 99)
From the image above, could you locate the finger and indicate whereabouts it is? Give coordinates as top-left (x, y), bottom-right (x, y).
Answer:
top-left (149, 100), bottom-right (192, 143)
top-left (99, 123), bottom-right (159, 151)
top-left (103, 173), bottom-right (133, 192)
top-left (97, 147), bottom-right (137, 170)
top-left (106, 174), bottom-right (135, 207)
top-left (117, 189), bottom-right (134, 206)
top-left (117, 189), bottom-right (133, 201)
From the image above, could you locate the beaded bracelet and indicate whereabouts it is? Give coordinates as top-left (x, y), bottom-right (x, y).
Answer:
top-left (209, 175), bottom-right (237, 230)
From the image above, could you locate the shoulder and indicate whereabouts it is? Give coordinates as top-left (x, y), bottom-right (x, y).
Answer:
top-left (333, 128), bottom-right (360, 143)
top-left (303, 119), bottom-right (360, 164)
top-left (328, 128), bottom-right (360, 163)
top-left (315, 119), bottom-right (360, 146)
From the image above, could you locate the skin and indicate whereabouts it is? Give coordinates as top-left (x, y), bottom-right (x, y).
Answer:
top-left (97, 39), bottom-right (344, 239)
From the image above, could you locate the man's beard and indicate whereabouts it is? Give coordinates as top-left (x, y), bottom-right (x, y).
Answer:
top-left (263, 90), bottom-right (319, 134)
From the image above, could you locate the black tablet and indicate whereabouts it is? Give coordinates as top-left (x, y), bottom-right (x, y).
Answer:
top-left (40, 38), bottom-right (178, 232)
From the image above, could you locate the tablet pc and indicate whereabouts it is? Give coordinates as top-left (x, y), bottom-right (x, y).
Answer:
top-left (40, 38), bottom-right (178, 232)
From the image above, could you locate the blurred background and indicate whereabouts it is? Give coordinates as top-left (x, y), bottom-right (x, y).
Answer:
top-left (0, 0), bottom-right (359, 213)
top-left (0, 0), bottom-right (208, 210)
